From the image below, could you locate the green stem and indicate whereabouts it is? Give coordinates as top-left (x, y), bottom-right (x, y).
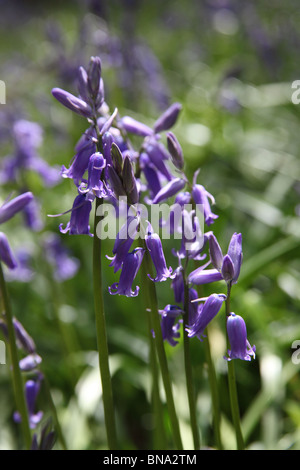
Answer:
top-left (139, 262), bottom-right (166, 449)
top-left (142, 246), bottom-right (183, 450)
top-left (225, 283), bottom-right (245, 450)
top-left (42, 374), bottom-right (67, 450)
top-left (93, 197), bottom-right (118, 449)
top-left (0, 262), bottom-right (32, 449)
top-left (183, 275), bottom-right (200, 449)
top-left (203, 326), bottom-right (222, 450)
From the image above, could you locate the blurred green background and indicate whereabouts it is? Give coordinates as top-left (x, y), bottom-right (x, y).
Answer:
top-left (0, 0), bottom-right (300, 450)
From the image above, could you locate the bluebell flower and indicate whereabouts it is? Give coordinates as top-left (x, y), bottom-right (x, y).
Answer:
top-left (186, 294), bottom-right (226, 341)
top-left (59, 193), bottom-right (93, 236)
top-left (78, 152), bottom-right (106, 201)
top-left (109, 247), bottom-right (145, 297)
top-left (225, 313), bottom-right (256, 361)
top-left (14, 379), bottom-right (43, 429)
top-left (145, 224), bottom-right (174, 282)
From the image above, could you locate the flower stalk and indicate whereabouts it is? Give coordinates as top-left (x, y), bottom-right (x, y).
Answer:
top-left (0, 261), bottom-right (32, 449)
top-left (142, 244), bottom-right (183, 450)
top-left (225, 283), bottom-right (245, 450)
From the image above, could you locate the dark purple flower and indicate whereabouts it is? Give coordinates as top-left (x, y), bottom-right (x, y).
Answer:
top-left (109, 247), bottom-right (145, 297)
top-left (59, 193), bottom-right (93, 236)
top-left (14, 379), bottom-right (43, 429)
top-left (145, 224), bottom-right (174, 282)
top-left (225, 313), bottom-right (256, 361)
top-left (186, 294), bottom-right (226, 341)
top-left (159, 305), bottom-right (183, 347)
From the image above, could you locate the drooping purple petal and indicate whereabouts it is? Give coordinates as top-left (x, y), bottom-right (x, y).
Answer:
top-left (0, 192), bottom-right (34, 224)
top-left (188, 267), bottom-right (222, 285)
top-left (225, 313), bottom-right (255, 361)
top-left (227, 233), bottom-right (243, 283)
top-left (153, 102), bottom-right (182, 133)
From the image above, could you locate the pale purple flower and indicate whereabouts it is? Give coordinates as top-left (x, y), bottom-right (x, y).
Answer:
top-left (225, 313), bottom-right (256, 361)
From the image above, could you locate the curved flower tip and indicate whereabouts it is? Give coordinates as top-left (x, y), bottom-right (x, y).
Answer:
top-left (0, 232), bottom-right (18, 269)
top-left (108, 247), bottom-right (145, 297)
top-left (225, 313), bottom-right (255, 361)
top-left (186, 293), bottom-right (226, 341)
top-left (51, 87), bottom-right (93, 118)
top-left (0, 192), bottom-right (34, 225)
top-left (59, 193), bottom-right (93, 237)
top-left (145, 225), bottom-right (174, 282)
